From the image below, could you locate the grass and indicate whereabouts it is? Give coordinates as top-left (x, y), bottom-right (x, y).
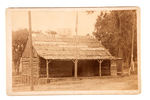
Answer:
top-left (12, 74), bottom-right (138, 92)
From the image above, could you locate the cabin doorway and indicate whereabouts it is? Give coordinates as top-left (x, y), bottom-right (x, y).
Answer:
top-left (101, 60), bottom-right (111, 76)
top-left (78, 60), bottom-right (99, 77)
top-left (49, 60), bottom-right (74, 77)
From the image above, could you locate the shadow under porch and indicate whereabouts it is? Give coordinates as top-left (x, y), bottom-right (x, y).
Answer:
top-left (39, 57), bottom-right (111, 78)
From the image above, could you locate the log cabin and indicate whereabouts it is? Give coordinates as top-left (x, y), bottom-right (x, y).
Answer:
top-left (20, 34), bottom-right (122, 84)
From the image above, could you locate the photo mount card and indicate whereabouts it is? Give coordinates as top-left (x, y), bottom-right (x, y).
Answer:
top-left (6, 7), bottom-right (141, 95)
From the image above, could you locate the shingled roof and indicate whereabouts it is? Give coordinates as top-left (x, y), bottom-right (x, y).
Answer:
top-left (25, 34), bottom-right (115, 60)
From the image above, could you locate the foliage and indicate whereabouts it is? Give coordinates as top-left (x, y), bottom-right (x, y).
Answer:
top-left (46, 30), bottom-right (57, 37)
top-left (86, 10), bottom-right (95, 15)
top-left (12, 29), bottom-right (29, 74)
top-left (93, 10), bottom-right (137, 66)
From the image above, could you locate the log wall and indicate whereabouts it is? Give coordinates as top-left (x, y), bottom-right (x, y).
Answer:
top-left (21, 57), bottom-right (39, 77)
top-left (110, 60), bottom-right (117, 76)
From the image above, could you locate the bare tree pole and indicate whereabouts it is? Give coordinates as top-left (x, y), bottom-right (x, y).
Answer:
top-left (28, 11), bottom-right (34, 90)
top-left (131, 18), bottom-right (135, 72)
top-left (74, 10), bottom-right (78, 78)
top-left (75, 10), bottom-right (78, 36)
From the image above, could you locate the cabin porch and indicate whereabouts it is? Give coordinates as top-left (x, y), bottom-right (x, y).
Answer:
top-left (39, 57), bottom-right (117, 79)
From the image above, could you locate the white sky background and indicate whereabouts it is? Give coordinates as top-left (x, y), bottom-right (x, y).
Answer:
top-left (11, 10), bottom-right (100, 36)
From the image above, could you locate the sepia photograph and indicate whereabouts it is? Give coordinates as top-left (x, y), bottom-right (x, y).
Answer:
top-left (6, 7), bottom-right (140, 95)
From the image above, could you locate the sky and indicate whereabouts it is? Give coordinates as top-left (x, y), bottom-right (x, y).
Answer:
top-left (11, 9), bottom-right (100, 36)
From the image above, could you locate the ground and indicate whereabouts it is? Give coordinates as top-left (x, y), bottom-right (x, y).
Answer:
top-left (12, 74), bottom-right (138, 92)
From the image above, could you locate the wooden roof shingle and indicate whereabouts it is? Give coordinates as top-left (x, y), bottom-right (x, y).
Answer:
top-left (32, 34), bottom-right (115, 60)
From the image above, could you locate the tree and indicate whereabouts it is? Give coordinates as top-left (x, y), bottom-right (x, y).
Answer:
top-left (93, 10), bottom-right (137, 69)
top-left (12, 29), bottom-right (29, 74)
top-left (46, 30), bottom-right (57, 38)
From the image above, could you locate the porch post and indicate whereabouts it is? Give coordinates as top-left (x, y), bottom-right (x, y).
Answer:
top-left (98, 60), bottom-right (103, 77)
top-left (46, 59), bottom-right (49, 79)
top-left (74, 59), bottom-right (78, 78)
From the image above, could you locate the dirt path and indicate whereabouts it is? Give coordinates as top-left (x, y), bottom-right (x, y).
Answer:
top-left (13, 75), bottom-right (138, 92)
